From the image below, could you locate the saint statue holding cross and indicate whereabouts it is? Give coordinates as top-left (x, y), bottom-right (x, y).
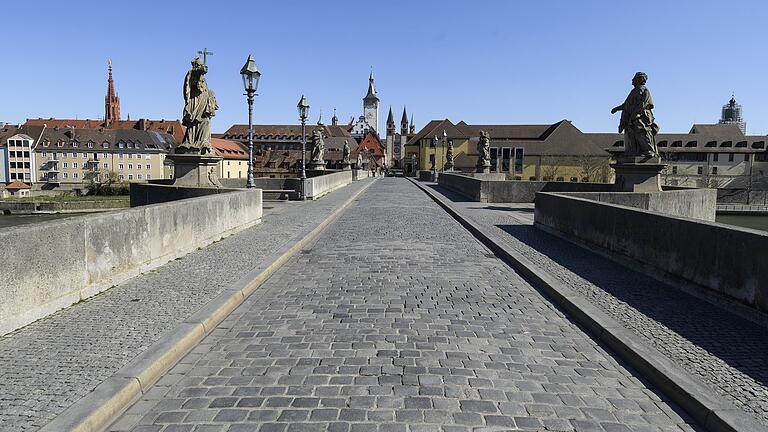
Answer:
top-left (177, 57), bottom-right (218, 154)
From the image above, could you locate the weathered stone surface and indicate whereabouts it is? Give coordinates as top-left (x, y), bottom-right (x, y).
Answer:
top-left (116, 178), bottom-right (697, 431)
top-left (0, 179), bottom-right (371, 431)
top-left (0, 190), bottom-right (262, 336)
top-left (534, 191), bottom-right (768, 312)
top-left (429, 185), bottom-right (768, 427)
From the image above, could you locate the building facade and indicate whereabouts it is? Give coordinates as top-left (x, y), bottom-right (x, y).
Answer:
top-left (350, 73), bottom-right (380, 137)
top-left (385, 107), bottom-right (414, 169)
top-left (33, 126), bottom-right (172, 186)
top-left (212, 138), bottom-right (249, 180)
top-left (406, 119), bottom-right (611, 181)
top-left (588, 123), bottom-right (768, 189)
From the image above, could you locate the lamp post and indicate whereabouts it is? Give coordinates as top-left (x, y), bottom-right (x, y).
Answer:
top-left (240, 55), bottom-right (261, 189)
top-left (432, 135), bottom-right (438, 180)
top-left (441, 129), bottom-right (447, 172)
top-left (297, 95), bottom-right (309, 200)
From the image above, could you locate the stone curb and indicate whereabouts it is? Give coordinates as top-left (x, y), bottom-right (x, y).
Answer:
top-left (409, 178), bottom-right (766, 432)
top-left (39, 179), bottom-right (377, 432)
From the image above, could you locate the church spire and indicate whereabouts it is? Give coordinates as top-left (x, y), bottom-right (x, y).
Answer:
top-left (105, 59), bottom-right (121, 126)
top-left (332, 108), bottom-right (338, 126)
top-left (409, 114), bottom-right (415, 134)
top-left (386, 106), bottom-right (394, 126)
top-left (364, 71), bottom-right (379, 102)
top-left (400, 106), bottom-right (408, 135)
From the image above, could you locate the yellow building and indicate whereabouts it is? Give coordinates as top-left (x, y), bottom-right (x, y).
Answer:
top-left (405, 119), bottom-right (611, 182)
top-left (212, 138), bottom-right (249, 180)
top-left (34, 126), bottom-right (171, 186)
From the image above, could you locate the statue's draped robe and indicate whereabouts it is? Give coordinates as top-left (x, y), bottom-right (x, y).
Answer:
top-left (618, 85), bottom-right (657, 156)
top-left (180, 70), bottom-right (218, 154)
top-left (311, 136), bottom-right (325, 162)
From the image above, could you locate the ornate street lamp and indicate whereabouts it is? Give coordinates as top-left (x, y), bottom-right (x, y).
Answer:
top-left (240, 54), bottom-right (261, 189)
top-left (297, 95), bottom-right (310, 200)
top-left (441, 129), bottom-right (447, 172)
top-left (432, 135), bottom-right (438, 180)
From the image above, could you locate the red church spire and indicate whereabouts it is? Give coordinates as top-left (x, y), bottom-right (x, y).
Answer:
top-left (105, 59), bottom-right (121, 126)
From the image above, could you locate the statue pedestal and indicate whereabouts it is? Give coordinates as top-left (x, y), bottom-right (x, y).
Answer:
top-left (167, 154), bottom-right (223, 188)
top-left (308, 161), bottom-right (326, 171)
top-left (476, 164), bottom-right (490, 174)
top-left (611, 156), bottom-right (666, 192)
top-left (341, 161), bottom-right (352, 171)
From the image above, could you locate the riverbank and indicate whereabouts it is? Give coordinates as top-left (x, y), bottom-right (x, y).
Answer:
top-left (0, 196), bottom-right (129, 215)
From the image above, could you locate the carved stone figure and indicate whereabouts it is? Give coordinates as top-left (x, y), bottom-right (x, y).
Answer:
top-left (611, 72), bottom-right (659, 158)
top-left (310, 130), bottom-right (325, 162)
top-left (444, 139), bottom-right (454, 171)
top-left (342, 140), bottom-right (351, 163)
top-left (177, 58), bottom-right (218, 154)
top-left (356, 152), bottom-right (363, 168)
top-left (476, 130), bottom-right (491, 173)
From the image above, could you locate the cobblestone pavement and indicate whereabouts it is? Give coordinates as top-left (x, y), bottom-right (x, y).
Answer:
top-left (425, 184), bottom-right (768, 426)
top-left (116, 178), bottom-right (699, 432)
top-left (0, 179), bottom-right (373, 432)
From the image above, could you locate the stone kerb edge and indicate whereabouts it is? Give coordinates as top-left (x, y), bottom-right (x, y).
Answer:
top-left (39, 179), bottom-right (376, 432)
top-left (408, 178), bottom-right (765, 432)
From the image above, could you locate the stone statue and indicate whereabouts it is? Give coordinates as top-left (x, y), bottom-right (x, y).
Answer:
top-left (310, 130), bottom-right (325, 167)
top-left (177, 57), bottom-right (218, 154)
top-left (342, 140), bottom-right (351, 163)
top-left (476, 130), bottom-right (491, 173)
top-left (444, 139), bottom-right (454, 171)
top-left (356, 152), bottom-right (363, 167)
top-left (611, 72), bottom-right (659, 158)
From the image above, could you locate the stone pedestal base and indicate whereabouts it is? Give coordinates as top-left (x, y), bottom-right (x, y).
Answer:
top-left (308, 161), bottom-right (326, 171)
top-left (611, 156), bottom-right (666, 192)
top-left (341, 162), bottom-right (352, 171)
top-left (167, 154), bottom-right (223, 188)
top-left (476, 164), bottom-right (490, 174)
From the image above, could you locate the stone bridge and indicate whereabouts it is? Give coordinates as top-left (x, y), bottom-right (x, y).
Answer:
top-left (1, 177), bottom-right (766, 432)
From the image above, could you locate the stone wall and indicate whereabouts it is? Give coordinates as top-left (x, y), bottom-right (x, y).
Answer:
top-left (561, 189), bottom-right (717, 221)
top-left (130, 183), bottom-right (243, 207)
top-left (534, 192), bottom-right (768, 313)
top-left (304, 170), bottom-right (354, 200)
top-left (438, 172), bottom-right (613, 202)
top-left (0, 189), bottom-right (263, 335)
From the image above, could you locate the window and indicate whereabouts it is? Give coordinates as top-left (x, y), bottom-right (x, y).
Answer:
top-left (729, 153), bottom-right (734, 162)
top-left (502, 148), bottom-right (511, 173)
top-left (146, 164), bottom-right (150, 170)
top-left (227, 171), bottom-right (231, 178)
top-left (64, 172), bottom-right (68, 178)
top-left (87, 142), bottom-right (93, 148)
top-left (118, 174), bottom-right (124, 180)
top-left (43, 140), bottom-right (49, 147)
top-left (713, 153), bottom-right (719, 162)
top-left (42, 151), bottom-right (47, 157)
top-left (128, 174), bottom-right (133, 180)
top-left (83, 152), bottom-right (87, 158)
top-left (118, 163), bottom-right (124, 170)
top-left (73, 172), bottom-right (78, 179)
top-left (137, 174), bottom-right (143, 180)
top-left (137, 164), bottom-right (142, 170)
top-left (128, 154), bottom-right (132, 159)
top-left (63, 162), bottom-right (68, 168)
top-left (712, 167), bottom-right (718, 175)
top-left (490, 148), bottom-right (498, 172)
top-left (672, 166), bottom-right (678, 174)
top-left (23, 152), bottom-right (30, 158)
top-left (72, 142), bottom-right (78, 148)
top-left (697, 166), bottom-right (703, 175)
top-left (57, 141), bottom-right (64, 147)
top-left (227, 161), bottom-right (231, 166)
top-left (128, 163), bottom-right (133, 169)
top-left (119, 154), bottom-right (124, 159)
top-left (146, 174), bottom-right (151, 180)
top-left (514, 148), bottom-right (524, 174)
top-left (103, 163), bottom-right (108, 169)
top-left (73, 162), bottom-right (78, 168)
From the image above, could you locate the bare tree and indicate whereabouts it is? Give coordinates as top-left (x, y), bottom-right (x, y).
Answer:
top-left (578, 155), bottom-right (611, 183)
top-left (541, 155), bottom-right (562, 181)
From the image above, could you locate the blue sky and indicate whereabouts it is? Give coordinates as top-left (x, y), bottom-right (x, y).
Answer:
top-left (2, 0), bottom-right (767, 134)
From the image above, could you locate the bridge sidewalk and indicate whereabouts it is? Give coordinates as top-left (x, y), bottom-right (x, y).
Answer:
top-left (419, 181), bottom-right (768, 429)
top-left (0, 178), bottom-right (375, 432)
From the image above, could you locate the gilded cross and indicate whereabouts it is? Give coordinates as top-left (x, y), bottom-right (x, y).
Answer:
top-left (197, 48), bottom-right (214, 64)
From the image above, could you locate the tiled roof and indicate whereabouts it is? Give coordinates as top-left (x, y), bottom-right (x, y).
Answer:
top-left (222, 124), bottom-right (352, 141)
top-left (585, 123), bottom-right (768, 154)
top-left (30, 126), bottom-right (175, 152)
top-left (212, 138), bottom-right (248, 160)
top-left (25, 118), bottom-right (185, 142)
top-left (5, 180), bottom-right (31, 190)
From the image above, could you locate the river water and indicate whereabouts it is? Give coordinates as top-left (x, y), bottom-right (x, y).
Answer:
top-left (0, 213), bottom-right (81, 229)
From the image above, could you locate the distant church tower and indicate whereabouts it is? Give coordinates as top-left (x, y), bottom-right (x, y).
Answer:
top-left (400, 107), bottom-right (409, 135)
top-left (363, 72), bottom-right (379, 134)
top-left (719, 95), bottom-right (746, 133)
top-left (105, 60), bottom-right (121, 126)
top-left (386, 107), bottom-right (395, 138)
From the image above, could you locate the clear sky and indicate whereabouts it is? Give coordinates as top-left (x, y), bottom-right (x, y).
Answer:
top-left (3, 0), bottom-right (767, 135)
